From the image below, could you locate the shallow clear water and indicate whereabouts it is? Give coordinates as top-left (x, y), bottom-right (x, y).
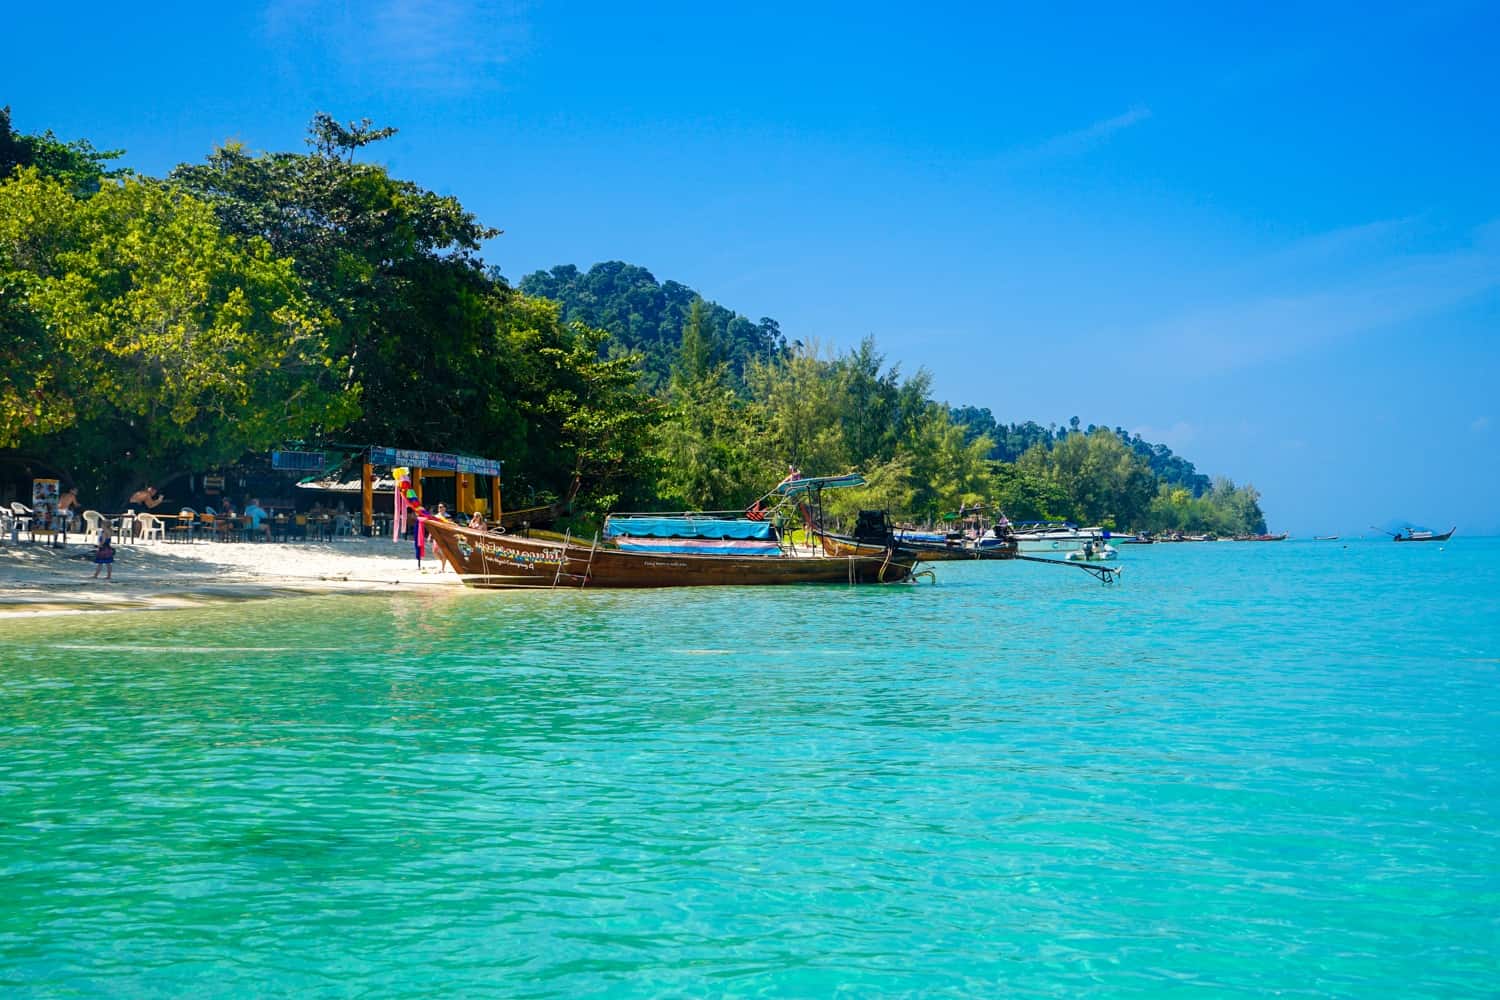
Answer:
top-left (2, 538), bottom-right (1498, 997)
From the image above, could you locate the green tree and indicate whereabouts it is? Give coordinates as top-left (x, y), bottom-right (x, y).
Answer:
top-left (0, 106), bottom-right (127, 196)
top-left (747, 343), bottom-right (850, 479)
top-left (169, 115), bottom-right (499, 449)
top-left (653, 300), bottom-right (770, 509)
top-left (0, 169), bottom-right (357, 498)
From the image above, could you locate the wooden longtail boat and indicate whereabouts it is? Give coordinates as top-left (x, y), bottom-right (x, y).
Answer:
top-left (881, 505), bottom-right (1019, 562)
top-left (424, 518), bottom-right (919, 589)
top-left (424, 475), bottom-right (921, 589)
top-left (1393, 526), bottom-right (1455, 542)
top-left (887, 532), bottom-right (1017, 562)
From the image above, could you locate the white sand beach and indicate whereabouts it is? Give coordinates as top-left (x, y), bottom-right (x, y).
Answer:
top-left (0, 534), bottom-right (461, 615)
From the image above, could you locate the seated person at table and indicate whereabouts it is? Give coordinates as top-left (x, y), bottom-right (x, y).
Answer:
top-left (244, 498), bottom-right (272, 540)
top-left (219, 497), bottom-right (237, 518)
top-left (128, 485), bottom-right (166, 509)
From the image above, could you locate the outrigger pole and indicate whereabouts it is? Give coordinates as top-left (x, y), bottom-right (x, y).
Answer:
top-left (1013, 553), bottom-right (1122, 586)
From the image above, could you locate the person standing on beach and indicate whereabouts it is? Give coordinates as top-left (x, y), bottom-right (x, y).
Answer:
top-left (91, 524), bottom-right (115, 581)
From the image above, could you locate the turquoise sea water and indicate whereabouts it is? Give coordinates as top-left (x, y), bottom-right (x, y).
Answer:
top-left (2, 538), bottom-right (1498, 997)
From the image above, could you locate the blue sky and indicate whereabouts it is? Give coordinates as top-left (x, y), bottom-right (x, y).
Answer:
top-left (7, 1), bottom-right (1498, 533)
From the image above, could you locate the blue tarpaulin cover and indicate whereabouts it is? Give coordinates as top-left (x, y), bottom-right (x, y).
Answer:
top-left (604, 516), bottom-right (776, 540)
top-left (615, 538), bottom-right (782, 555)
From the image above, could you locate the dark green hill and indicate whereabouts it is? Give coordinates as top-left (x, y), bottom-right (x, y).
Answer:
top-left (518, 261), bottom-right (785, 390)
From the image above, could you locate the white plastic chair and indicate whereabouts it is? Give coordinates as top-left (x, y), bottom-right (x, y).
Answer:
top-left (136, 512), bottom-right (166, 543)
top-left (9, 502), bottom-right (34, 540)
top-left (83, 510), bottom-right (108, 537)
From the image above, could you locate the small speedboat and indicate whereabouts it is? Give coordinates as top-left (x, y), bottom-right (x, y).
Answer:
top-left (1065, 542), bottom-right (1118, 562)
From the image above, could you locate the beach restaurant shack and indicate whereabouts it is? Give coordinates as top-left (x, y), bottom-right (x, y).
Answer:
top-left (360, 447), bottom-right (503, 531)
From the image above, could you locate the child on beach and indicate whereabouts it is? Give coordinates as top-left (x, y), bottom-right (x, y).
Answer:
top-left (91, 525), bottom-right (115, 581)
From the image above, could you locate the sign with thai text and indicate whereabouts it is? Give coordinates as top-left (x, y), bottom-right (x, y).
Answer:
top-left (369, 447), bottom-right (501, 477)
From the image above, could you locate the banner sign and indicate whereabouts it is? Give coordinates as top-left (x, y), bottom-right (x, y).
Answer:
top-left (368, 447), bottom-right (501, 477)
top-left (32, 478), bottom-right (59, 509)
top-left (272, 450), bottom-right (327, 471)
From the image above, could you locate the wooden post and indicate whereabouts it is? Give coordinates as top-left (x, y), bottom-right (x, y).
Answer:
top-left (458, 473), bottom-right (472, 515)
top-left (490, 475), bottom-right (502, 523)
top-left (361, 461), bottom-right (374, 531)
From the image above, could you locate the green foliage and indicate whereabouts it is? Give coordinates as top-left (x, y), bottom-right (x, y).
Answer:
top-left (169, 116), bottom-right (498, 436)
top-left (518, 261), bottom-right (785, 391)
top-left (0, 106), bottom-right (128, 197)
top-left (512, 309), bottom-right (663, 515)
top-left (1147, 477), bottom-right (1266, 535)
top-left (0, 169), bottom-right (357, 497)
top-left (1015, 430), bottom-right (1156, 529)
top-left (950, 405), bottom-right (1212, 494)
top-left (168, 116), bottom-right (662, 508)
top-left (991, 462), bottom-right (1075, 522)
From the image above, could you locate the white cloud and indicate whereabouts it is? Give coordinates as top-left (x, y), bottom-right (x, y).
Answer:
top-left (264, 0), bottom-right (526, 92)
top-left (994, 106), bottom-right (1152, 167)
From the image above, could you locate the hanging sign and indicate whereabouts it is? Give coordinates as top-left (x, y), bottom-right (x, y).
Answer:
top-left (31, 478), bottom-right (59, 510)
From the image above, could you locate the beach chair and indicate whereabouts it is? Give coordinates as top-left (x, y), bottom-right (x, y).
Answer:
top-left (111, 510), bottom-right (134, 543)
top-left (83, 510), bottom-right (109, 537)
top-left (9, 502), bottom-right (33, 540)
top-left (169, 509), bottom-right (196, 543)
top-left (135, 512), bottom-right (166, 543)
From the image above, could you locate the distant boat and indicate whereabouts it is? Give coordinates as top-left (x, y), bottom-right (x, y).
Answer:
top-left (1009, 522), bottom-right (1109, 553)
top-left (1236, 532), bottom-right (1289, 541)
top-left (1393, 526), bottom-right (1456, 543)
top-left (1065, 540), bottom-right (1118, 562)
top-left (1313, 535), bottom-right (1339, 541)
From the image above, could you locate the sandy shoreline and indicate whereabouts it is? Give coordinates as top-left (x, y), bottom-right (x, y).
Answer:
top-left (0, 535), bottom-right (462, 616)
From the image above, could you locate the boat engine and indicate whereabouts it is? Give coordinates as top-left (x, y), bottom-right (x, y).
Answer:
top-left (852, 509), bottom-right (895, 547)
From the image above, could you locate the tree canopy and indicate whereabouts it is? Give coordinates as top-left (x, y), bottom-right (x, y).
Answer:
top-left (1, 113), bottom-right (661, 509)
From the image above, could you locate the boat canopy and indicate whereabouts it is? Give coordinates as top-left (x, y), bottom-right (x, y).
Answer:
top-left (604, 516), bottom-right (776, 540)
top-left (773, 473), bottom-right (866, 497)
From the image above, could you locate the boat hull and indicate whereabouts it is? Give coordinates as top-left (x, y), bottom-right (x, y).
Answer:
top-left (425, 519), bottom-right (920, 588)
top-left (1394, 527), bottom-right (1455, 542)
